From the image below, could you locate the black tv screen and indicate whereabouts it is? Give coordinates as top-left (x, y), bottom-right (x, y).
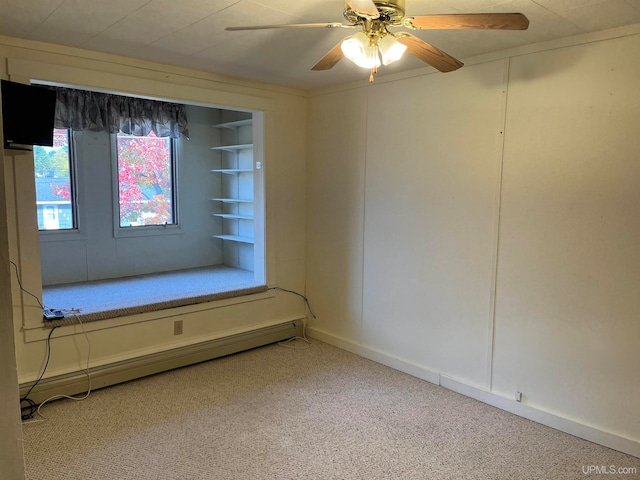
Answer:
top-left (1, 80), bottom-right (57, 151)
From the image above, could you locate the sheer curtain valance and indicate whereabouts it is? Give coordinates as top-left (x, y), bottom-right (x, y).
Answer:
top-left (52, 87), bottom-right (189, 139)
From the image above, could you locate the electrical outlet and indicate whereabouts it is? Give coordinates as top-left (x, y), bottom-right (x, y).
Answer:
top-left (174, 320), bottom-right (183, 335)
top-left (515, 391), bottom-right (523, 402)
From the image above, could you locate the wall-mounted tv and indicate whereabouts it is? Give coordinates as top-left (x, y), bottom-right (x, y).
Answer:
top-left (1, 80), bottom-right (57, 151)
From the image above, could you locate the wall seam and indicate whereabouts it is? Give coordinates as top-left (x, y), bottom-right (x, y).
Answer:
top-left (487, 57), bottom-right (511, 392)
top-left (359, 87), bottom-right (371, 347)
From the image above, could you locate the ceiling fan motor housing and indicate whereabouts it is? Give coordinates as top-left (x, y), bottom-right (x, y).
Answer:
top-left (344, 0), bottom-right (406, 24)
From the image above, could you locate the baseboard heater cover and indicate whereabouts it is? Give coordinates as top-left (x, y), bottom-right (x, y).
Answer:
top-left (19, 320), bottom-right (301, 404)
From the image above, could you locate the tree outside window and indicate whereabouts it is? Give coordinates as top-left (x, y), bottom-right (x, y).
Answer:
top-left (116, 132), bottom-right (175, 227)
top-left (33, 129), bottom-right (74, 230)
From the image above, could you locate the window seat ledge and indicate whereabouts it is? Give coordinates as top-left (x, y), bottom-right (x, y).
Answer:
top-left (42, 265), bottom-right (265, 327)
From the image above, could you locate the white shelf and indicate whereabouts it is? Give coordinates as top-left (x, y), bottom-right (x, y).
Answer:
top-left (212, 235), bottom-right (254, 244)
top-left (212, 119), bottom-right (252, 130)
top-left (212, 213), bottom-right (254, 220)
top-left (210, 144), bottom-right (253, 152)
top-left (211, 169), bottom-right (253, 175)
top-left (211, 198), bottom-right (253, 203)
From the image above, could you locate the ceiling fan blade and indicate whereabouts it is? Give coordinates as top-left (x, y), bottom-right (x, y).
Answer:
top-left (311, 41), bottom-right (345, 71)
top-left (226, 22), bottom-right (353, 31)
top-left (406, 13), bottom-right (529, 30)
top-left (396, 34), bottom-right (463, 73)
top-left (345, 0), bottom-right (380, 18)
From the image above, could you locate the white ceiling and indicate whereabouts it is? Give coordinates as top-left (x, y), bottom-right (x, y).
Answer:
top-left (1, 0), bottom-right (639, 89)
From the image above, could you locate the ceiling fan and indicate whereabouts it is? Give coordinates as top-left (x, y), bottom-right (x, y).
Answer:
top-left (226, 0), bottom-right (529, 82)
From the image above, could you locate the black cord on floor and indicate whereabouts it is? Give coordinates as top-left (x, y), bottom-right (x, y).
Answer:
top-left (268, 286), bottom-right (316, 319)
top-left (21, 326), bottom-right (58, 420)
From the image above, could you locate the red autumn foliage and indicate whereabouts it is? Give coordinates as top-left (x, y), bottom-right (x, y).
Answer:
top-left (117, 132), bottom-right (173, 226)
top-left (50, 182), bottom-right (71, 200)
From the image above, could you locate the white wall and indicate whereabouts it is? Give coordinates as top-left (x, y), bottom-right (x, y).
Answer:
top-left (1, 37), bottom-right (307, 389)
top-left (492, 35), bottom-right (640, 439)
top-left (306, 88), bottom-right (367, 343)
top-left (0, 128), bottom-right (25, 478)
top-left (307, 28), bottom-right (640, 455)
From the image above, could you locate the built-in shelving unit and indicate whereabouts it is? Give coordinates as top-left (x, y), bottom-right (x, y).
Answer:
top-left (210, 115), bottom-right (255, 270)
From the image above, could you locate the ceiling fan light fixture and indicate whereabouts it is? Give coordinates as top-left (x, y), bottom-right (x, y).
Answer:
top-left (378, 33), bottom-right (407, 65)
top-left (358, 43), bottom-right (381, 69)
top-left (341, 31), bottom-right (380, 69)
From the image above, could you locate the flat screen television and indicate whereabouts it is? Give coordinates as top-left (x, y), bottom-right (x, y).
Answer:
top-left (1, 80), bottom-right (57, 151)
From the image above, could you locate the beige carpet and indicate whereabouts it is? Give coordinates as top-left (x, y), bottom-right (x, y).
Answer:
top-left (22, 340), bottom-right (639, 480)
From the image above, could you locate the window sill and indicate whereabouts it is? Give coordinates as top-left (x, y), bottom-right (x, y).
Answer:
top-left (114, 224), bottom-right (183, 238)
top-left (39, 229), bottom-right (87, 242)
top-left (24, 265), bottom-right (269, 342)
top-left (24, 288), bottom-right (275, 343)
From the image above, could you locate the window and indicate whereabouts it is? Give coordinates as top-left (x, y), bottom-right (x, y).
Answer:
top-left (115, 132), bottom-right (177, 228)
top-left (32, 105), bottom-right (265, 320)
top-left (33, 129), bottom-right (76, 231)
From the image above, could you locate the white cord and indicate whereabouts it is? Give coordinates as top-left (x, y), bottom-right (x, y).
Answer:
top-left (268, 286), bottom-right (316, 350)
top-left (278, 316), bottom-right (311, 350)
top-left (35, 313), bottom-right (92, 419)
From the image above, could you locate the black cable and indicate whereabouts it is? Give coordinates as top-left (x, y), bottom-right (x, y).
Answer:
top-left (9, 260), bottom-right (46, 310)
top-left (268, 287), bottom-right (317, 319)
top-left (21, 326), bottom-right (58, 421)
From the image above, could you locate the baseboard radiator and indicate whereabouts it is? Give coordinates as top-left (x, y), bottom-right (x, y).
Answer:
top-left (19, 320), bottom-right (301, 404)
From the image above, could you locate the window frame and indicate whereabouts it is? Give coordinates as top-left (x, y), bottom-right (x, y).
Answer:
top-left (110, 133), bottom-right (182, 238)
top-left (13, 64), bottom-right (273, 335)
top-left (37, 128), bottom-right (84, 241)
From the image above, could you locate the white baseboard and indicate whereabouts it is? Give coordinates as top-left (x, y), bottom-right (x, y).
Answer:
top-left (307, 327), bottom-right (441, 385)
top-left (20, 320), bottom-right (301, 404)
top-left (308, 327), bottom-right (640, 459)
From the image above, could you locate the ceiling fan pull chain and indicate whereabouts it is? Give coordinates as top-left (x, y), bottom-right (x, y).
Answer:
top-left (369, 65), bottom-right (378, 83)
